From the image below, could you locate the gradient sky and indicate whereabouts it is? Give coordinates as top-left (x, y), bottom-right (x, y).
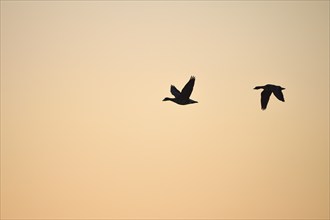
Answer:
top-left (1, 1), bottom-right (329, 219)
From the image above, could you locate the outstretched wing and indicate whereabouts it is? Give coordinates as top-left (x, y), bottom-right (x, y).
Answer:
top-left (273, 88), bottom-right (285, 102)
top-left (261, 90), bottom-right (272, 110)
top-left (180, 76), bottom-right (195, 99)
top-left (170, 85), bottom-right (181, 98)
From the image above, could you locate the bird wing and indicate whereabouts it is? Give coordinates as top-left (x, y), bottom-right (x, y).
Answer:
top-left (180, 76), bottom-right (195, 99)
top-left (261, 90), bottom-right (272, 110)
top-left (273, 88), bottom-right (285, 102)
top-left (170, 85), bottom-right (181, 98)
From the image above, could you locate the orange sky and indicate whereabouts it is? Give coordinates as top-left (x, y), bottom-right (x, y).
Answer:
top-left (1, 1), bottom-right (329, 219)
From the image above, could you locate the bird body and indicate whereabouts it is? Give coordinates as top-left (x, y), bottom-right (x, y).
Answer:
top-left (254, 84), bottom-right (285, 110)
top-left (163, 76), bottom-right (198, 105)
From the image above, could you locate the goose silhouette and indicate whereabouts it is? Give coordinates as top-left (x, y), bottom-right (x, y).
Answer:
top-left (163, 76), bottom-right (198, 105)
top-left (254, 84), bottom-right (285, 110)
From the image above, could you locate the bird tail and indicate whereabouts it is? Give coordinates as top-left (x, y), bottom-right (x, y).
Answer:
top-left (254, 86), bottom-right (263, 90)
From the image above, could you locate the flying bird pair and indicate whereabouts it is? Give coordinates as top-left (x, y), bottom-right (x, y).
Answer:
top-left (163, 76), bottom-right (285, 110)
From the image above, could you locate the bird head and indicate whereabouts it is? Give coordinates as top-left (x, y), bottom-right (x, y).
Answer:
top-left (254, 86), bottom-right (263, 90)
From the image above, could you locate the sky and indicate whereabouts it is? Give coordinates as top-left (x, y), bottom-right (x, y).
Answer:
top-left (1, 1), bottom-right (329, 219)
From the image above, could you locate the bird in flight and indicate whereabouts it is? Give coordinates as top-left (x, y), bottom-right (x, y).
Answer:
top-left (254, 84), bottom-right (285, 110)
top-left (163, 76), bottom-right (198, 105)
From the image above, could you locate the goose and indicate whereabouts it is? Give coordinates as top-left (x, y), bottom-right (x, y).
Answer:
top-left (254, 84), bottom-right (285, 110)
top-left (163, 76), bottom-right (198, 105)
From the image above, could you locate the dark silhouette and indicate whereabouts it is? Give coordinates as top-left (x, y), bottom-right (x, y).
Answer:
top-left (254, 84), bottom-right (285, 110)
top-left (163, 76), bottom-right (198, 105)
